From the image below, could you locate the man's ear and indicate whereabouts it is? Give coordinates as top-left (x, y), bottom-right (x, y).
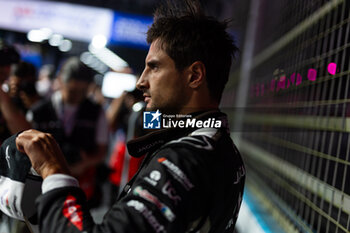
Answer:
top-left (187, 61), bottom-right (206, 89)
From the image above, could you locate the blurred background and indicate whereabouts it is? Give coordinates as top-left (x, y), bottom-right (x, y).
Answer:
top-left (0, 0), bottom-right (350, 232)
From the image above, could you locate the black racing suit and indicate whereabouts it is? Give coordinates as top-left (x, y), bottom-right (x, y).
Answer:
top-left (36, 111), bottom-right (245, 233)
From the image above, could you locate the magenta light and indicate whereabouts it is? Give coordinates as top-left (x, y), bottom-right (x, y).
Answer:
top-left (307, 69), bottom-right (317, 81)
top-left (290, 73), bottom-right (302, 86)
top-left (327, 62), bottom-right (337, 75)
top-left (290, 73), bottom-right (296, 84)
top-left (296, 73), bottom-right (302, 85)
top-left (277, 76), bottom-right (286, 91)
top-left (260, 84), bottom-right (265, 96)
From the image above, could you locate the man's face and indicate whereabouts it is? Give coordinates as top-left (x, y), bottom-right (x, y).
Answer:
top-left (61, 79), bottom-right (89, 106)
top-left (136, 39), bottom-right (190, 113)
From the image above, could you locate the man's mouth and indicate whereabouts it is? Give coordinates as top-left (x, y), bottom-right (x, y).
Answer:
top-left (143, 94), bottom-right (151, 102)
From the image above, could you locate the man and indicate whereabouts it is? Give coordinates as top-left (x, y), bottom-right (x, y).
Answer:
top-left (27, 57), bottom-right (108, 204)
top-left (16, 1), bottom-right (245, 232)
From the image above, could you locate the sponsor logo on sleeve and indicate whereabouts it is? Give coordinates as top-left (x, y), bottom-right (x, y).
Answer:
top-left (0, 189), bottom-right (12, 215)
top-left (0, 189), bottom-right (8, 207)
top-left (63, 195), bottom-right (83, 231)
top-left (144, 170), bottom-right (162, 186)
top-left (5, 146), bottom-right (11, 169)
top-left (5, 195), bottom-right (12, 214)
top-left (12, 195), bottom-right (18, 215)
top-left (133, 186), bottom-right (175, 222)
top-left (161, 181), bottom-right (181, 205)
top-left (157, 157), bottom-right (194, 191)
top-left (150, 170), bottom-right (161, 181)
top-left (127, 200), bottom-right (167, 233)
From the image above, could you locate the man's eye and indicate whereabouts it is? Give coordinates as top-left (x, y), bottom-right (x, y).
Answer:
top-left (149, 64), bottom-right (158, 70)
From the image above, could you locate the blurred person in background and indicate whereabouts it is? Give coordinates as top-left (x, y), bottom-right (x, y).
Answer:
top-left (88, 74), bottom-right (106, 107)
top-left (15, 0), bottom-right (245, 232)
top-left (36, 64), bottom-right (57, 99)
top-left (27, 57), bottom-right (109, 207)
top-left (0, 41), bottom-right (31, 145)
top-left (8, 61), bottom-right (42, 112)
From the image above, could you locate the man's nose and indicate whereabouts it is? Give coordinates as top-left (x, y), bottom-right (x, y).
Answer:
top-left (136, 70), bottom-right (149, 91)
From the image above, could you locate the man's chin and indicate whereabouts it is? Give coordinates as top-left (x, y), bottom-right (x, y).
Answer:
top-left (145, 102), bottom-right (180, 114)
top-left (145, 104), bottom-right (164, 113)
top-left (145, 103), bottom-right (155, 111)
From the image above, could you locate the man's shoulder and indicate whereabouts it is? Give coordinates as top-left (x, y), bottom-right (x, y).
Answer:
top-left (162, 127), bottom-right (229, 153)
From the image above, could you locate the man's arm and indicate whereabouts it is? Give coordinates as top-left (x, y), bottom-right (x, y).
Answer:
top-left (16, 130), bottom-right (213, 233)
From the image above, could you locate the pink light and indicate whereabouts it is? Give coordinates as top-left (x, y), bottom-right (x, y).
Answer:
top-left (260, 84), bottom-right (265, 96)
top-left (296, 73), bottom-right (302, 86)
top-left (276, 76), bottom-right (286, 91)
top-left (327, 62), bottom-right (337, 75)
top-left (307, 69), bottom-right (317, 81)
top-left (290, 73), bottom-right (295, 84)
top-left (291, 73), bottom-right (302, 86)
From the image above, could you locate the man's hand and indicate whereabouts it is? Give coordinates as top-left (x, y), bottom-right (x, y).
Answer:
top-left (16, 129), bottom-right (71, 179)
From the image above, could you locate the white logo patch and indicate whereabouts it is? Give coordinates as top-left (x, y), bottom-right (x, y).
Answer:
top-left (5, 146), bottom-right (11, 169)
top-left (144, 170), bottom-right (162, 186)
top-left (150, 170), bottom-right (161, 181)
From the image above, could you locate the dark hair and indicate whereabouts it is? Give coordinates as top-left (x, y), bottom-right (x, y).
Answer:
top-left (59, 57), bottom-right (94, 83)
top-left (0, 41), bottom-right (20, 66)
top-left (11, 61), bottom-right (37, 81)
top-left (147, 0), bottom-right (238, 102)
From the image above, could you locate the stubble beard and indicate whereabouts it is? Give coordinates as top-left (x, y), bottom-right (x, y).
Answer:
top-left (147, 96), bottom-right (185, 115)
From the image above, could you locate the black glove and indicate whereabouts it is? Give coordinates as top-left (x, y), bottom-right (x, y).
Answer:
top-left (0, 133), bottom-right (42, 222)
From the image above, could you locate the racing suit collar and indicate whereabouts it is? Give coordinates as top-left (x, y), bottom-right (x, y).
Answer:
top-left (127, 110), bottom-right (229, 157)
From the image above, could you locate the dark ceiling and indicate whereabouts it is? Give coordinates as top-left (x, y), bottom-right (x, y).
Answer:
top-left (45, 0), bottom-right (157, 16)
top-left (44, 0), bottom-right (234, 18)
